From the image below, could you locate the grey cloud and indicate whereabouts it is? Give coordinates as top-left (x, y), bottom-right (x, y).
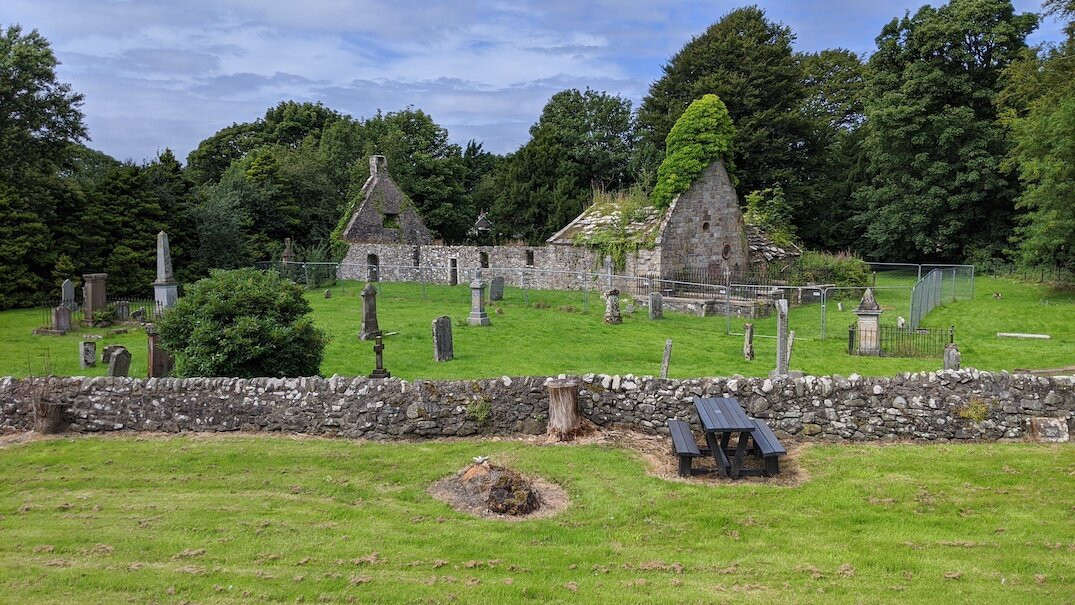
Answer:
top-left (190, 72), bottom-right (320, 98)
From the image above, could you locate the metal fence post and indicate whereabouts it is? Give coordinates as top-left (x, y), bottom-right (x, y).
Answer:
top-left (820, 288), bottom-right (827, 340)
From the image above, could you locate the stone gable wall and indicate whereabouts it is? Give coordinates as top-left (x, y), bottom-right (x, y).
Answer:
top-left (3, 371), bottom-right (1071, 442)
top-left (658, 160), bottom-right (748, 278)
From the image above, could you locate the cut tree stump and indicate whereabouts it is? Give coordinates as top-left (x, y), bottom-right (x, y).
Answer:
top-left (546, 379), bottom-right (586, 441)
top-left (33, 402), bottom-right (65, 435)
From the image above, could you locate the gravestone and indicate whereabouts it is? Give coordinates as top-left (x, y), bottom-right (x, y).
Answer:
top-left (324, 289), bottom-right (332, 299)
top-left (369, 334), bottom-right (391, 378)
top-left (1029, 417), bottom-right (1069, 443)
top-left (282, 237), bottom-right (294, 263)
top-left (467, 279), bottom-right (491, 326)
top-left (774, 299), bottom-right (789, 375)
top-left (449, 259), bottom-right (458, 286)
top-left (854, 288), bottom-right (883, 355)
top-left (489, 276), bottom-right (505, 302)
top-left (359, 283), bottom-right (381, 340)
top-left (786, 330), bottom-right (795, 370)
top-left (153, 231), bottom-right (179, 309)
top-left (432, 316), bottom-right (454, 362)
top-left (897, 316), bottom-right (906, 329)
top-left (107, 347), bottom-right (131, 377)
top-left (837, 302), bottom-right (844, 312)
top-left (61, 279), bottom-right (76, 309)
top-left (743, 323), bottom-right (755, 361)
top-left (146, 324), bottom-right (174, 378)
top-left (648, 292), bottom-right (663, 319)
top-left (131, 307), bottom-right (146, 322)
top-left (80, 341), bottom-right (96, 368)
top-left (943, 343), bottom-right (961, 370)
top-left (115, 300), bottom-right (130, 321)
top-left (604, 289), bottom-right (622, 325)
top-left (102, 344), bottom-right (123, 365)
top-left (83, 273), bottom-right (107, 320)
top-left (52, 306), bottom-right (71, 333)
top-left (660, 339), bottom-right (673, 379)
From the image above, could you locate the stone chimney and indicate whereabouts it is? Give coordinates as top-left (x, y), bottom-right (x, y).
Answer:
top-left (369, 155), bottom-right (387, 177)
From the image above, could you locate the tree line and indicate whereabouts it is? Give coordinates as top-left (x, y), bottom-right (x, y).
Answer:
top-left (1, 0), bottom-right (1072, 310)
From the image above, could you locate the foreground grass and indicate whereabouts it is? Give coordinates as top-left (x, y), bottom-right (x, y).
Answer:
top-left (0, 436), bottom-right (1071, 603)
top-left (2, 275), bottom-right (1072, 379)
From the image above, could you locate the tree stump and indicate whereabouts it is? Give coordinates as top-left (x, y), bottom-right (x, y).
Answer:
top-left (33, 402), bottom-right (65, 435)
top-left (547, 379), bottom-right (583, 440)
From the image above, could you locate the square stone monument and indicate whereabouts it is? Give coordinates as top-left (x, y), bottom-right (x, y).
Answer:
top-left (83, 273), bottom-right (107, 319)
top-left (467, 279), bottom-right (490, 326)
top-left (854, 288), bottom-right (883, 356)
top-left (153, 231), bottom-right (179, 309)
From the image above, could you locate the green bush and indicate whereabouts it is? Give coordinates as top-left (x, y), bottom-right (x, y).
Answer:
top-left (157, 268), bottom-right (326, 377)
top-left (798, 250), bottom-right (871, 288)
top-left (744, 187), bottom-right (796, 248)
top-left (651, 94), bottom-right (736, 208)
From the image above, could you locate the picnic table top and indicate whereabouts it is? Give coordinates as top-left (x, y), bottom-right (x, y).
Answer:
top-left (693, 397), bottom-right (756, 432)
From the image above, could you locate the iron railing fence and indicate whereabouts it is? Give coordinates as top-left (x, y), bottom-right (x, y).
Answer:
top-left (38, 296), bottom-right (165, 330)
top-left (849, 323), bottom-right (954, 358)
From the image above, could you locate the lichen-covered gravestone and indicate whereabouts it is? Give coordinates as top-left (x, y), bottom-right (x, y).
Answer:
top-left (944, 343), bottom-right (961, 370)
top-left (648, 292), bottom-right (663, 319)
top-left (604, 289), bottom-right (622, 325)
top-left (52, 306), bottom-right (71, 332)
top-left (489, 276), bottom-right (505, 302)
top-left (107, 347), bottom-right (131, 377)
top-left (80, 341), bottom-right (96, 368)
top-left (432, 316), bottom-right (453, 362)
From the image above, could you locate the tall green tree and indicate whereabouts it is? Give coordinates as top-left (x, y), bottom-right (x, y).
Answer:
top-left (854, 0), bottom-right (1036, 262)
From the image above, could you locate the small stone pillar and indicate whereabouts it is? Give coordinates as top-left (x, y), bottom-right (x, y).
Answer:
top-left (774, 299), bottom-right (789, 374)
top-left (743, 323), bottom-right (755, 361)
top-left (83, 273), bottom-right (107, 319)
top-left (648, 292), bottom-right (663, 319)
top-left (660, 339), bottom-right (673, 379)
top-left (467, 279), bottom-right (490, 326)
top-left (153, 231), bottom-right (179, 309)
top-left (489, 276), bottom-right (505, 301)
top-left (282, 237), bottom-right (294, 263)
top-left (432, 316), bottom-right (454, 362)
top-left (604, 289), bottom-right (622, 325)
top-left (943, 343), bottom-right (961, 370)
top-left (369, 334), bottom-right (391, 379)
top-left (359, 283), bottom-right (381, 340)
top-left (107, 347), bottom-right (131, 377)
top-left (52, 306), bottom-right (71, 333)
top-left (854, 288), bottom-right (883, 356)
top-left (146, 324), bottom-right (174, 378)
top-left (79, 341), bottom-right (96, 368)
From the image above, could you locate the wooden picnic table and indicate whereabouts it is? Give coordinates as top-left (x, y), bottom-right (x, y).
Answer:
top-left (693, 397), bottom-right (757, 479)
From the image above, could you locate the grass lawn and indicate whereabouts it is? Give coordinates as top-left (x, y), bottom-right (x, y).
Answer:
top-left (0, 436), bottom-right (1071, 603)
top-left (1, 275), bottom-right (1072, 379)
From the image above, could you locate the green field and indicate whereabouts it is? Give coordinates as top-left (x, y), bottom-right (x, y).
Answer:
top-left (0, 435), bottom-right (1071, 603)
top-left (2, 275), bottom-right (1072, 379)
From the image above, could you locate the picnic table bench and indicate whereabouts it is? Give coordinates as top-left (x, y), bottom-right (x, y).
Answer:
top-left (688, 397), bottom-right (787, 479)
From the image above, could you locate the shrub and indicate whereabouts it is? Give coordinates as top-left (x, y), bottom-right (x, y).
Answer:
top-left (744, 186), bottom-right (796, 248)
top-left (798, 251), bottom-right (871, 288)
top-left (157, 268), bottom-right (326, 377)
top-left (651, 94), bottom-right (736, 209)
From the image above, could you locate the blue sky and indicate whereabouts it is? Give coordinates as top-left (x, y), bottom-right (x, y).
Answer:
top-left (4, 1), bottom-right (1066, 163)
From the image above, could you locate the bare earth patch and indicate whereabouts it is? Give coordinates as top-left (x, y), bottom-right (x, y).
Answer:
top-left (429, 462), bottom-right (569, 521)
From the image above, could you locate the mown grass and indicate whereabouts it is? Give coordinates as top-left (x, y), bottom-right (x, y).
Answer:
top-left (1, 275), bottom-right (1072, 379)
top-left (0, 436), bottom-right (1071, 603)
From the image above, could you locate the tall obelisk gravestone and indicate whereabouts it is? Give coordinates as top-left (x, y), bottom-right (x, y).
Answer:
top-left (153, 231), bottom-right (178, 309)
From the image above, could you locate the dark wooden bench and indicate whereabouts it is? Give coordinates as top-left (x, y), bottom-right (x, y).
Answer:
top-left (667, 419), bottom-right (702, 477)
top-left (749, 418), bottom-right (787, 476)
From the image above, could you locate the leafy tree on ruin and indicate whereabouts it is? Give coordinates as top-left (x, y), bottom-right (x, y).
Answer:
top-left (853, 0), bottom-right (1037, 262)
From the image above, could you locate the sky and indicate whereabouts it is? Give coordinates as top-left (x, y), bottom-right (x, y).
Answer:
top-left (5, 0), bottom-right (1067, 163)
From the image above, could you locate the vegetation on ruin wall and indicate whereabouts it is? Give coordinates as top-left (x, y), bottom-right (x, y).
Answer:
top-left (5, 275), bottom-right (1074, 380)
top-left (572, 186), bottom-right (660, 272)
top-left (0, 436), bottom-right (1072, 603)
top-left (651, 94), bottom-right (736, 209)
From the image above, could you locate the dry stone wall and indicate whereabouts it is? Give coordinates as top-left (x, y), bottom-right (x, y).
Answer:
top-left (2, 371), bottom-right (1072, 441)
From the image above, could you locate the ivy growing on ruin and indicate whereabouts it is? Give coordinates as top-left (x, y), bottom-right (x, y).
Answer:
top-left (651, 94), bottom-right (736, 209)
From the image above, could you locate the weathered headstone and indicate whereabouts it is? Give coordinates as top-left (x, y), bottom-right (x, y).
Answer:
top-left (324, 289), bottom-right (332, 299)
top-left (660, 339), bottom-right (673, 379)
top-left (604, 289), bottom-right (622, 325)
top-left (489, 276), bottom-right (505, 302)
top-left (107, 347), bottom-right (131, 377)
top-left (774, 299), bottom-right (789, 375)
top-left (369, 334), bottom-right (391, 379)
top-left (359, 283), bottom-right (381, 340)
top-left (52, 306), bottom-right (71, 333)
top-left (896, 315), bottom-right (906, 329)
top-left (115, 300), bottom-right (130, 321)
top-left (648, 292), bottom-right (663, 319)
top-left (61, 279), bottom-right (76, 309)
top-left (449, 259), bottom-right (458, 286)
top-left (943, 343), bottom-right (961, 370)
top-left (743, 323), bottom-right (755, 361)
top-left (854, 288), bottom-right (883, 355)
top-left (102, 344), bottom-right (123, 365)
top-left (131, 307), bottom-right (146, 322)
top-left (1029, 417), bottom-right (1069, 443)
top-left (146, 324), bottom-right (174, 378)
top-left (432, 316), bottom-right (453, 362)
top-left (80, 341), bottom-right (96, 368)
top-left (83, 273), bottom-right (107, 320)
top-left (467, 279), bottom-right (491, 326)
top-left (153, 231), bottom-right (179, 309)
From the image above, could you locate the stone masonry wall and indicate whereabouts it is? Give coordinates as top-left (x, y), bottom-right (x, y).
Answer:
top-left (3, 371), bottom-right (1072, 442)
top-left (658, 160), bottom-right (748, 278)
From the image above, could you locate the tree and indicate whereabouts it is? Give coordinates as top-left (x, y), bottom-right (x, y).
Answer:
top-left (636, 7), bottom-right (813, 207)
top-left (157, 268), bottom-right (326, 377)
top-left (652, 94), bottom-right (736, 208)
top-left (853, 0), bottom-right (1037, 262)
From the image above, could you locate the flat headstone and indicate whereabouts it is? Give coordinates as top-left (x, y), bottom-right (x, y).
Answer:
top-left (996, 332), bottom-right (1050, 339)
top-left (52, 306), bottom-right (71, 332)
top-left (489, 276), bottom-right (505, 301)
top-left (107, 347), bottom-right (131, 377)
top-left (648, 292), bottom-right (663, 319)
top-left (80, 341), bottom-right (96, 368)
top-left (1029, 417), bottom-right (1069, 443)
top-left (432, 316), bottom-right (454, 362)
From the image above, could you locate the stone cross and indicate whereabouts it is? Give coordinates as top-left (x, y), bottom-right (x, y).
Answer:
top-left (853, 288), bottom-right (883, 355)
top-left (359, 283), bottom-right (381, 340)
top-left (489, 276), bottom-right (505, 301)
top-left (61, 279), bottom-right (76, 309)
top-left (432, 316), bottom-right (454, 362)
top-left (107, 347), bottom-right (131, 377)
top-left (774, 299), bottom-right (789, 375)
top-left (83, 273), bottom-right (107, 319)
top-left (369, 334), bottom-right (391, 378)
top-left (743, 323), bottom-right (755, 361)
top-left (648, 292), bottom-right (663, 319)
top-left (604, 289), bottom-right (622, 325)
top-left (52, 306), bottom-right (71, 333)
top-left (80, 341), bottom-right (96, 368)
top-left (467, 279), bottom-right (491, 326)
top-left (153, 231), bottom-right (178, 309)
top-left (660, 339), bottom-right (673, 379)
top-left (146, 324), bottom-right (174, 378)
top-left (943, 343), bottom-right (961, 370)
